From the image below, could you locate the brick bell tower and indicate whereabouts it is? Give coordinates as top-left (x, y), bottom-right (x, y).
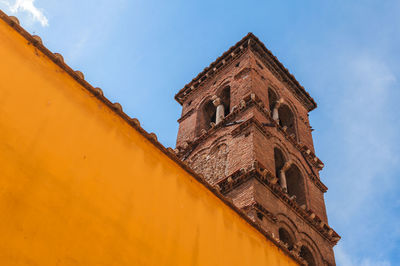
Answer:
top-left (175, 33), bottom-right (340, 265)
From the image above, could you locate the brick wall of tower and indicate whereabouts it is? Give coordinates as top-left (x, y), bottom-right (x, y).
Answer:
top-left (245, 106), bottom-right (328, 222)
top-left (246, 50), bottom-right (315, 152)
top-left (175, 36), bottom-right (338, 265)
top-left (177, 49), bottom-right (328, 221)
top-left (176, 52), bottom-right (255, 149)
top-left (225, 178), bottom-right (336, 266)
top-left (185, 110), bottom-right (256, 185)
top-left (176, 49), bottom-right (315, 152)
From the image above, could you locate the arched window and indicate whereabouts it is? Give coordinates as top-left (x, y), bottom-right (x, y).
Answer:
top-left (196, 87), bottom-right (231, 136)
top-left (268, 88), bottom-right (278, 112)
top-left (285, 164), bottom-right (306, 206)
top-left (278, 104), bottom-right (296, 138)
top-left (300, 246), bottom-right (316, 266)
top-left (274, 148), bottom-right (285, 181)
top-left (196, 100), bottom-right (216, 135)
top-left (278, 228), bottom-right (294, 250)
top-left (220, 86), bottom-right (231, 116)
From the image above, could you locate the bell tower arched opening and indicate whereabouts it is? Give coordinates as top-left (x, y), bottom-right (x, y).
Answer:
top-left (300, 246), bottom-right (316, 266)
top-left (278, 228), bottom-right (294, 250)
top-left (196, 100), bottom-right (216, 136)
top-left (286, 164), bottom-right (306, 206)
top-left (278, 104), bottom-right (296, 138)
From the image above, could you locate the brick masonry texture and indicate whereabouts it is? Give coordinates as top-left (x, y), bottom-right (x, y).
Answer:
top-left (175, 35), bottom-right (338, 266)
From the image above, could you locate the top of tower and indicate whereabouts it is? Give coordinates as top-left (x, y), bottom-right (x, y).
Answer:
top-left (175, 33), bottom-right (317, 111)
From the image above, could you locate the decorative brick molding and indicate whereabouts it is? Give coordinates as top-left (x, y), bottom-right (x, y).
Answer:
top-left (215, 162), bottom-right (340, 246)
top-left (253, 202), bottom-right (278, 223)
top-left (175, 41), bottom-right (248, 105)
top-left (177, 108), bottom-right (194, 123)
top-left (231, 116), bottom-right (271, 139)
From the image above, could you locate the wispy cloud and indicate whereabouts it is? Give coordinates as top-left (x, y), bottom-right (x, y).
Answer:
top-left (311, 48), bottom-right (400, 265)
top-left (334, 54), bottom-right (397, 210)
top-left (1, 0), bottom-right (48, 26)
top-left (325, 53), bottom-right (400, 266)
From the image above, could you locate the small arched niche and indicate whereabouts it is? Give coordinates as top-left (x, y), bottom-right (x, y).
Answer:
top-left (278, 104), bottom-right (297, 138)
top-left (278, 227), bottom-right (294, 250)
top-left (300, 245), bottom-right (316, 266)
top-left (286, 164), bottom-right (306, 206)
top-left (268, 88), bottom-right (278, 112)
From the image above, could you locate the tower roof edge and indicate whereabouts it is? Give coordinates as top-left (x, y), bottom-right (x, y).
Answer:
top-left (175, 33), bottom-right (317, 111)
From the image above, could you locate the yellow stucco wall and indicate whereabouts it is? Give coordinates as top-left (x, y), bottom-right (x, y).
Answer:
top-left (0, 16), bottom-right (298, 266)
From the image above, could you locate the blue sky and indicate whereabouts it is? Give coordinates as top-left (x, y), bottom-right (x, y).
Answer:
top-left (1, 1), bottom-right (400, 265)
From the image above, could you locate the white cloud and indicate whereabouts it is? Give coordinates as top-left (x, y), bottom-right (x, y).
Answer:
top-left (1, 0), bottom-right (48, 26)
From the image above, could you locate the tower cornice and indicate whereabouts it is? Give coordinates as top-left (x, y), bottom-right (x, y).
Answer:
top-left (175, 33), bottom-right (317, 111)
top-left (215, 166), bottom-right (340, 246)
